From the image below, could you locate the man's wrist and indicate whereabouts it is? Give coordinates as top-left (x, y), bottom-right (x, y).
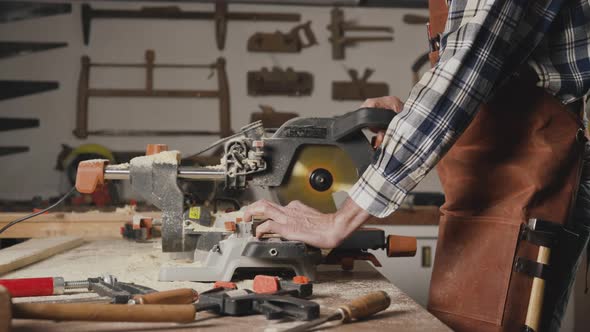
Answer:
top-left (331, 198), bottom-right (371, 246)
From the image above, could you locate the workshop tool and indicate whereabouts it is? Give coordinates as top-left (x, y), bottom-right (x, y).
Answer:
top-left (403, 13), bottom-right (429, 24)
top-left (121, 215), bottom-right (160, 242)
top-left (247, 21), bottom-right (317, 53)
top-left (0, 147), bottom-right (29, 157)
top-left (0, 276), bottom-right (196, 305)
top-left (81, 2), bottom-right (301, 50)
top-left (518, 218), bottom-right (560, 332)
top-left (0, 118), bottom-right (39, 132)
top-left (0, 2), bottom-right (71, 24)
top-left (247, 67), bottom-right (313, 96)
top-left (285, 291), bottom-right (391, 332)
top-left (73, 108), bottom-right (411, 281)
top-left (332, 68), bottom-right (389, 100)
top-left (0, 42), bottom-right (67, 60)
top-left (252, 275), bottom-right (312, 297)
top-left (250, 105), bottom-right (299, 129)
top-left (324, 228), bottom-right (417, 270)
top-left (0, 80), bottom-right (58, 101)
top-left (75, 51), bottom-right (231, 139)
top-left (195, 286), bottom-right (320, 320)
top-left (327, 7), bottom-right (393, 60)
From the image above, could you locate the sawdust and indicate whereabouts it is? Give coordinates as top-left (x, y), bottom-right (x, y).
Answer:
top-left (131, 151), bottom-right (180, 167)
top-left (108, 162), bottom-right (130, 169)
top-left (115, 205), bottom-right (137, 214)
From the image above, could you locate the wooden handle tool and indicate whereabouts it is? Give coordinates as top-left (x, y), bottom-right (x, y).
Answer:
top-left (12, 303), bottom-right (197, 323)
top-left (284, 291), bottom-right (391, 332)
top-left (131, 288), bottom-right (198, 305)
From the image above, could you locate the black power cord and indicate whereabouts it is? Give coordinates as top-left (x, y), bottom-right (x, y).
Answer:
top-left (0, 186), bottom-right (77, 235)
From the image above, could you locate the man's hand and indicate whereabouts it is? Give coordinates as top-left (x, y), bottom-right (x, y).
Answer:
top-left (361, 96), bottom-right (404, 114)
top-left (243, 198), bottom-right (371, 249)
top-left (362, 96), bottom-right (404, 148)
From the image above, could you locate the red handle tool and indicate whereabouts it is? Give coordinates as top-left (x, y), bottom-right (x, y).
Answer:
top-left (0, 277), bottom-right (67, 297)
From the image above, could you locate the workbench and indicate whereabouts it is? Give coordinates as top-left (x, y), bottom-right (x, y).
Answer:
top-left (2, 239), bottom-right (450, 331)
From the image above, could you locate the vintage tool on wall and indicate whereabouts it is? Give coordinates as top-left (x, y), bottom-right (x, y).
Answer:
top-left (247, 21), bottom-right (317, 53)
top-left (74, 108), bottom-right (417, 281)
top-left (0, 42), bottom-right (67, 60)
top-left (403, 13), bottom-right (429, 24)
top-left (0, 1), bottom-right (71, 24)
top-left (0, 80), bottom-right (58, 101)
top-left (332, 68), bottom-right (389, 100)
top-left (81, 2), bottom-right (301, 50)
top-left (327, 7), bottom-right (393, 60)
top-left (0, 118), bottom-right (39, 132)
top-left (75, 50), bottom-right (231, 139)
top-left (0, 147), bottom-right (29, 157)
top-left (247, 67), bottom-right (313, 96)
top-left (249, 105), bottom-right (299, 129)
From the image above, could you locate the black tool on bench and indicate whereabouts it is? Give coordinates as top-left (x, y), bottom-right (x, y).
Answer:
top-left (69, 275), bottom-right (156, 304)
top-left (195, 286), bottom-right (320, 321)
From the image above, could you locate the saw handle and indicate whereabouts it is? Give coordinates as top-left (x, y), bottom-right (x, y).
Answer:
top-left (332, 107), bottom-right (396, 140)
top-left (386, 235), bottom-right (417, 257)
top-left (338, 291), bottom-right (391, 322)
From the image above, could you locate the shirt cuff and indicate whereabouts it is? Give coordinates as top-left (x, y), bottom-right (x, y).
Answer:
top-left (348, 164), bottom-right (408, 218)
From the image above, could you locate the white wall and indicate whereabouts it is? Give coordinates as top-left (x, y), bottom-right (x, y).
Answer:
top-left (0, 0), bottom-right (439, 200)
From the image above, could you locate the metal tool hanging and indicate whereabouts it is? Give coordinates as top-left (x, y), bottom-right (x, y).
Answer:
top-left (247, 67), bottom-right (313, 96)
top-left (0, 118), bottom-right (39, 132)
top-left (0, 41), bottom-right (67, 60)
top-left (327, 7), bottom-right (393, 60)
top-left (0, 1), bottom-right (71, 24)
top-left (0, 80), bottom-right (59, 101)
top-left (75, 50), bottom-right (231, 139)
top-left (247, 21), bottom-right (317, 53)
top-left (332, 68), bottom-right (389, 100)
top-left (81, 1), bottom-right (301, 50)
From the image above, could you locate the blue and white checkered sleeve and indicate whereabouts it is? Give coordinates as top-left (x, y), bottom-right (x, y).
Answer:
top-left (348, 0), bottom-right (562, 218)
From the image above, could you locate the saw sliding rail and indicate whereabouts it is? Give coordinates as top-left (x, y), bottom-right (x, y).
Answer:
top-left (75, 50), bottom-right (230, 139)
top-left (103, 166), bottom-right (225, 180)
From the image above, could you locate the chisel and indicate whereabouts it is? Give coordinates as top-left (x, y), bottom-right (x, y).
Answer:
top-left (284, 291), bottom-right (391, 332)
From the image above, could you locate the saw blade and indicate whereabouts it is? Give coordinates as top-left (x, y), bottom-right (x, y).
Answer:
top-left (276, 145), bottom-right (358, 213)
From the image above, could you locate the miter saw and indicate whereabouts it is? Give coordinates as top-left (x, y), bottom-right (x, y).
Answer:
top-left (75, 107), bottom-right (417, 281)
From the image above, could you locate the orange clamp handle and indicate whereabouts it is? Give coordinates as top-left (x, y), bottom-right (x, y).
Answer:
top-left (75, 159), bottom-right (109, 194)
top-left (386, 235), bottom-right (417, 257)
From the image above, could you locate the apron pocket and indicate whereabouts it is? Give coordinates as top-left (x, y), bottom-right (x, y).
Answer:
top-left (428, 215), bottom-right (522, 326)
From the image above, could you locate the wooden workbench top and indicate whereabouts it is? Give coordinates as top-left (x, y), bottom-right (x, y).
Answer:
top-left (4, 240), bottom-right (449, 331)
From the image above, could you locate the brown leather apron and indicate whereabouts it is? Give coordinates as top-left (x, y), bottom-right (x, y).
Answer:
top-left (426, 1), bottom-right (585, 331)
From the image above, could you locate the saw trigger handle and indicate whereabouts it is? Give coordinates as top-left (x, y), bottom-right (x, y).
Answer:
top-left (331, 107), bottom-right (395, 140)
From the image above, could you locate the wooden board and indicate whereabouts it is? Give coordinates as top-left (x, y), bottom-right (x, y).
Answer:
top-left (0, 237), bottom-right (84, 275)
top-left (0, 211), bottom-right (160, 239)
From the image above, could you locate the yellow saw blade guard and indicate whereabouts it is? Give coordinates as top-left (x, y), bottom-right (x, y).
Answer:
top-left (276, 145), bottom-right (359, 213)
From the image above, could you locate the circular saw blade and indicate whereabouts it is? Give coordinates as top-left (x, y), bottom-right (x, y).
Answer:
top-left (276, 145), bottom-right (358, 213)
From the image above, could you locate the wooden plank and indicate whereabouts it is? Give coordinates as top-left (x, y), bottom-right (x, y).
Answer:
top-left (0, 211), bottom-right (161, 239)
top-left (0, 237), bottom-right (85, 275)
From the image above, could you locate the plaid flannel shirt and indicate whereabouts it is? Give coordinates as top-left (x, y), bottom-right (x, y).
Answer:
top-left (349, 0), bottom-right (590, 218)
